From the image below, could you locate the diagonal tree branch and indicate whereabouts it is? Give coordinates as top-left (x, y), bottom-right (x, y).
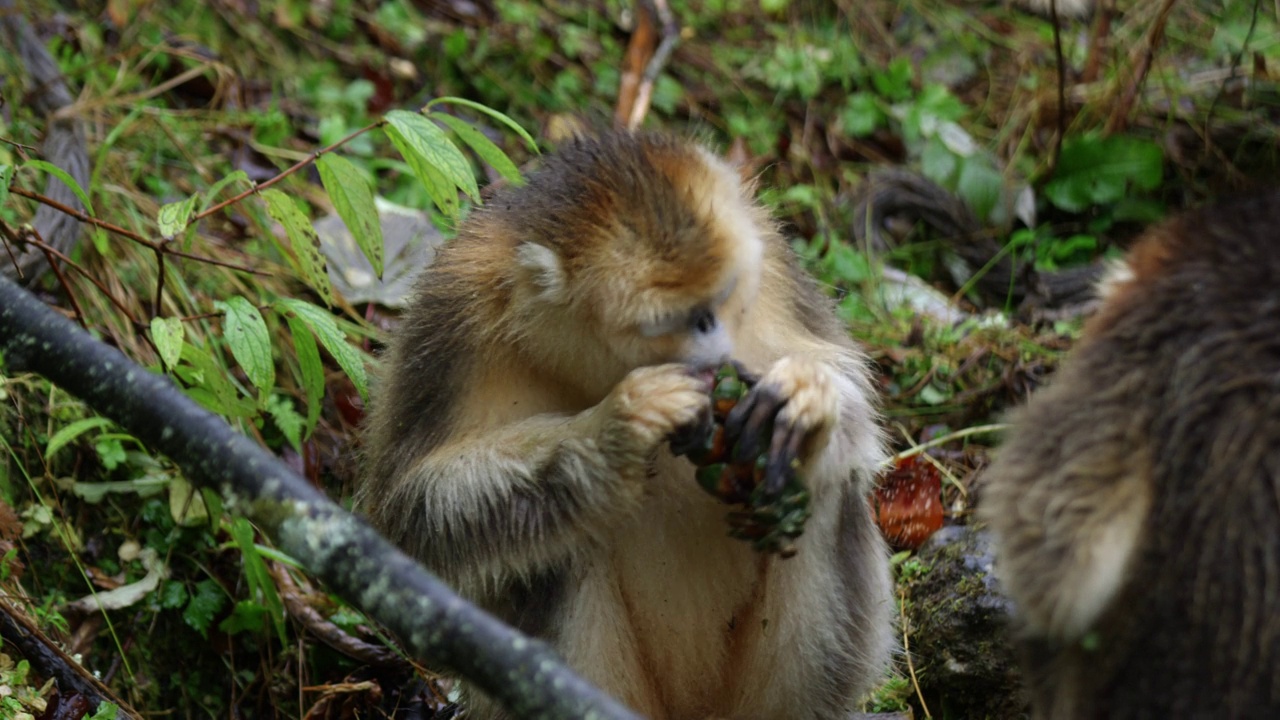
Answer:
top-left (0, 273), bottom-right (641, 720)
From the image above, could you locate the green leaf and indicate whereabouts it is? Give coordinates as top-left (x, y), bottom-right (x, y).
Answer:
top-left (157, 194), bottom-right (199, 239)
top-left (838, 93), bottom-right (883, 138)
top-left (265, 394), bottom-right (304, 452)
top-left (183, 578), bottom-right (227, 636)
top-left (384, 125), bottom-right (458, 218)
top-left (23, 159), bottom-right (94, 216)
top-left (88, 702), bottom-right (120, 720)
top-left (1044, 134), bottom-right (1165, 213)
top-left (94, 436), bottom-right (127, 470)
top-left (214, 296), bottom-right (275, 399)
top-left (316, 154), bottom-right (385, 277)
top-left (200, 170), bottom-right (251, 213)
top-left (285, 314), bottom-right (324, 435)
top-left (150, 316), bottom-right (185, 370)
top-left (160, 580), bottom-right (188, 609)
top-left (277, 298), bottom-right (369, 402)
top-left (385, 109), bottom-right (479, 202)
top-left (0, 164), bottom-right (13, 207)
top-left (920, 138), bottom-right (958, 187)
top-left (261, 188), bottom-right (335, 305)
top-left (46, 416), bottom-right (114, 459)
top-left (430, 112), bottom-right (524, 185)
top-left (177, 342), bottom-right (258, 419)
top-left (218, 600), bottom-right (269, 635)
top-left (425, 96), bottom-right (540, 154)
top-left (229, 517), bottom-right (287, 644)
top-left (956, 158), bottom-right (1003, 222)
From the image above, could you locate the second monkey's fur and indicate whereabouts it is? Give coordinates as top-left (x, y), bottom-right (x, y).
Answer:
top-left (982, 190), bottom-right (1280, 718)
top-left (358, 132), bottom-right (893, 719)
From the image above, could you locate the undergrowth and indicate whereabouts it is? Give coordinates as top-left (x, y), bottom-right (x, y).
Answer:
top-left (0, 0), bottom-right (1275, 716)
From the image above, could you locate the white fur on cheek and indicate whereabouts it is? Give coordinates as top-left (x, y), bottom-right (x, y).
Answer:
top-left (515, 242), bottom-right (567, 303)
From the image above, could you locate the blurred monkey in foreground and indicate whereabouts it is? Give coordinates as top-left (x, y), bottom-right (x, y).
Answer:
top-left (982, 190), bottom-right (1280, 718)
top-left (358, 131), bottom-right (893, 719)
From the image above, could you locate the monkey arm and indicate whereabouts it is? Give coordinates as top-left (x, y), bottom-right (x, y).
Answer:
top-left (381, 411), bottom-right (641, 595)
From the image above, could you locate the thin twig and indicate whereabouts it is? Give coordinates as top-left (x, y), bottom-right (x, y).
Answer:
top-left (8, 186), bottom-right (267, 276)
top-left (193, 119), bottom-right (384, 222)
top-left (3, 227), bottom-right (143, 331)
top-left (1203, 0), bottom-right (1260, 161)
top-left (883, 424), bottom-right (1007, 466)
top-left (39, 245), bottom-right (87, 329)
top-left (900, 589), bottom-right (932, 719)
top-left (152, 244), bottom-right (167, 320)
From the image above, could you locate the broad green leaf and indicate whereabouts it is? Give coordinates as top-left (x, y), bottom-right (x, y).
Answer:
top-left (316, 154), bottom-right (385, 276)
top-left (276, 298), bottom-right (368, 402)
top-left (214, 296), bottom-right (275, 399)
top-left (1044, 135), bottom-right (1165, 213)
top-left (200, 170), bottom-right (251, 212)
top-left (425, 96), bottom-right (540, 153)
top-left (178, 342), bottom-right (258, 419)
top-left (261, 188), bottom-right (335, 305)
top-left (23, 159), bottom-right (94, 215)
top-left (384, 124), bottom-right (460, 219)
top-left (430, 112), bottom-right (524, 185)
top-left (150, 316), bottom-right (185, 370)
top-left (286, 313), bottom-right (324, 435)
top-left (920, 138), bottom-right (958, 187)
top-left (47, 416), bottom-right (114, 458)
top-left (956, 158), bottom-right (1003, 222)
top-left (838, 93), bottom-right (883, 138)
top-left (157, 194), bottom-right (199, 239)
top-left (183, 578), bottom-right (227, 636)
top-left (0, 164), bottom-right (13, 207)
top-left (385, 109), bottom-right (479, 201)
top-left (169, 476), bottom-right (210, 527)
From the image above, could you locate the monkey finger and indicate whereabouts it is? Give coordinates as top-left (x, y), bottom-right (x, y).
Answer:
top-left (762, 421), bottom-right (806, 497)
top-left (667, 402), bottom-right (715, 456)
top-left (727, 387), bottom-right (786, 463)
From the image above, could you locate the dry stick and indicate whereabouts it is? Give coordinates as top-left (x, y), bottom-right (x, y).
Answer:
top-left (1105, 0), bottom-right (1178, 135)
top-left (153, 244), bottom-right (167, 320)
top-left (627, 0), bottom-right (681, 130)
top-left (7, 187), bottom-right (266, 276)
top-left (0, 275), bottom-right (642, 720)
top-left (1049, 0), bottom-right (1068, 171)
top-left (615, 0), bottom-right (658, 128)
top-left (1080, 0), bottom-right (1114, 84)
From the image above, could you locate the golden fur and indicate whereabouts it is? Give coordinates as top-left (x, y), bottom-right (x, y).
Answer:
top-left (357, 132), bottom-right (893, 719)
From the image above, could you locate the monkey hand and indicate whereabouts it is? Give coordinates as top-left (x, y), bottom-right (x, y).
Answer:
top-left (594, 364), bottom-right (713, 473)
top-left (724, 356), bottom-right (839, 498)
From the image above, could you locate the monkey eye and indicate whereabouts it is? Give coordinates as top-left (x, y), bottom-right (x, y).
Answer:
top-left (690, 308), bottom-right (718, 334)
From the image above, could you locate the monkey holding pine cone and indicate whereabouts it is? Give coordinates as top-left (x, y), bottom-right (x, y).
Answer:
top-left (357, 131), bottom-right (893, 719)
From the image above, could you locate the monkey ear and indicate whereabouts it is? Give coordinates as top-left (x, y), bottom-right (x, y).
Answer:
top-left (515, 243), bottom-right (568, 304)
